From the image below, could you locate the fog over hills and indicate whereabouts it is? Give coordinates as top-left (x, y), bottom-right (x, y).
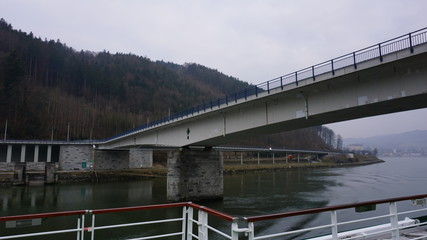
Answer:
top-left (344, 130), bottom-right (427, 155)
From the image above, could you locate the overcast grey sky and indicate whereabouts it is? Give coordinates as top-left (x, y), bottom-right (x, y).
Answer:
top-left (1, 0), bottom-right (427, 139)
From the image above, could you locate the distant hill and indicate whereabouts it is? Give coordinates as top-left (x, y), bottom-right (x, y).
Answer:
top-left (0, 18), bottom-right (335, 150)
top-left (344, 130), bottom-right (427, 153)
top-left (0, 18), bottom-right (248, 140)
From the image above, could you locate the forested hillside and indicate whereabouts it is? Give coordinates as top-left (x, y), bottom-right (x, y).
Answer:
top-left (0, 19), bottom-right (338, 150)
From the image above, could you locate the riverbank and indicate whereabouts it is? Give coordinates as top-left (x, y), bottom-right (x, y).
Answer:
top-left (0, 157), bottom-right (384, 185)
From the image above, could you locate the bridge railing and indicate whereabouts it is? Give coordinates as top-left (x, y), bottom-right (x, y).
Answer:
top-left (102, 27), bottom-right (427, 143)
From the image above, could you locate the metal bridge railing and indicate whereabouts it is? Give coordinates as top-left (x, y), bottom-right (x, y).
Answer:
top-left (100, 27), bottom-right (427, 144)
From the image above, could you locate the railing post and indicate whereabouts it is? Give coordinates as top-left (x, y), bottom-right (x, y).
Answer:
top-left (77, 216), bottom-right (81, 240)
top-left (187, 207), bottom-right (194, 240)
top-left (255, 86), bottom-right (258, 97)
top-left (379, 43), bottom-right (383, 62)
top-left (235, 92), bottom-right (237, 103)
top-left (244, 89), bottom-right (247, 100)
top-left (280, 76), bottom-right (283, 90)
top-left (311, 66), bottom-right (316, 81)
top-left (182, 206), bottom-right (188, 240)
top-left (331, 210), bottom-right (338, 240)
top-left (352, 52), bottom-right (357, 69)
top-left (295, 72), bottom-right (298, 86)
top-left (389, 202), bottom-right (399, 240)
top-left (247, 222), bottom-right (255, 240)
top-left (267, 81), bottom-right (270, 94)
top-left (331, 60), bottom-right (335, 75)
top-left (231, 218), bottom-right (251, 240)
top-left (198, 210), bottom-right (208, 240)
top-left (81, 214), bottom-right (86, 240)
top-left (409, 33), bottom-right (414, 53)
top-left (90, 213), bottom-right (95, 240)
top-left (231, 222), bottom-right (240, 240)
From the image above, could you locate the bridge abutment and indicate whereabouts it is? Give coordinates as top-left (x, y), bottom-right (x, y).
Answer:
top-left (167, 148), bottom-right (223, 202)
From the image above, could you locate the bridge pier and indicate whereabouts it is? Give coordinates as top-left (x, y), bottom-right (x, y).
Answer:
top-left (167, 148), bottom-right (223, 202)
top-left (129, 149), bottom-right (153, 168)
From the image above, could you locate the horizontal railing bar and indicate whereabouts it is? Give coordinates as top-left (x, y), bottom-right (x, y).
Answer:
top-left (254, 224), bottom-right (333, 239)
top-left (0, 210), bottom-right (86, 222)
top-left (336, 213), bottom-right (391, 227)
top-left (246, 194), bottom-right (427, 222)
top-left (91, 202), bottom-right (188, 214)
top-left (93, 217), bottom-right (183, 231)
top-left (396, 208), bottom-right (427, 216)
top-left (188, 203), bottom-right (235, 222)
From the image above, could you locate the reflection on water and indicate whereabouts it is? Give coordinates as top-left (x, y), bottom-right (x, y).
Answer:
top-left (1, 157), bottom-right (427, 239)
top-left (1, 181), bottom-right (155, 216)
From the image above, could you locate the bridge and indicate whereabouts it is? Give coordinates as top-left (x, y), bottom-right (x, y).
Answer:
top-left (98, 27), bottom-right (427, 149)
top-left (1, 28), bottom-right (427, 201)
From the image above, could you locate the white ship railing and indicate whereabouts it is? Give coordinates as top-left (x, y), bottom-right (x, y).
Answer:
top-left (1, 194), bottom-right (427, 239)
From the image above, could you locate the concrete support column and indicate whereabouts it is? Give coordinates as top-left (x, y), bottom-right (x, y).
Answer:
top-left (47, 145), bottom-right (52, 163)
top-left (45, 163), bottom-right (56, 183)
top-left (20, 145), bottom-right (26, 163)
top-left (34, 145), bottom-right (39, 163)
top-left (167, 148), bottom-right (223, 202)
top-left (129, 149), bottom-right (153, 168)
top-left (6, 145), bottom-right (12, 163)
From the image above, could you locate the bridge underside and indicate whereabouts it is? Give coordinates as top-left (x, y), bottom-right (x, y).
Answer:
top-left (196, 93), bottom-right (427, 146)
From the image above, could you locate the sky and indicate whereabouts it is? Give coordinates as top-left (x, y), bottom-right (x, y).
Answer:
top-left (1, 0), bottom-right (427, 139)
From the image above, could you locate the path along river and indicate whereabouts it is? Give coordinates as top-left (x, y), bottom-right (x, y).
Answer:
top-left (1, 156), bottom-right (427, 239)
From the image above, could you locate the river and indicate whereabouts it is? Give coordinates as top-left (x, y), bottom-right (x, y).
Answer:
top-left (1, 156), bottom-right (427, 239)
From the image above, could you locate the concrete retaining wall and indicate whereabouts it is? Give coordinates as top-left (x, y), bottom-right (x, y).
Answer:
top-left (0, 163), bottom-right (15, 171)
top-left (59, 145), bottom-right (93, 171)
top-left (26, 162), bottom-right (46, 171)
top-left (94, 150), bottom-right (129, 170)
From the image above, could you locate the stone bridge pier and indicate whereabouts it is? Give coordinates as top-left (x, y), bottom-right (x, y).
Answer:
top-left (167, 148), bottom-right (223, 202)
